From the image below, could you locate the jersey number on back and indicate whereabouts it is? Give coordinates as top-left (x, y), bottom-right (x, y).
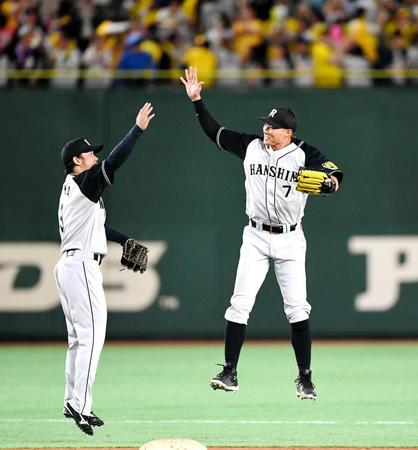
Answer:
top-left (59, 184), bottom-right (70, 233)
top-left (59, 203), bottom-right (64, 233)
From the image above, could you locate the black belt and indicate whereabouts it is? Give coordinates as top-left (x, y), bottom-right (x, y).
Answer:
top-left (93, 254), bottom-right (103, 264)
top-left (65, 249), bottom-right (103, 265)
top-left (250, 219), bottom-right (296, 234)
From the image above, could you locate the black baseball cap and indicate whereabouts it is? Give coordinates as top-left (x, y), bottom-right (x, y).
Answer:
top-left (61, 138), bottom-right (104, 166)
top-left (257, 108), bottom-right (297, 131)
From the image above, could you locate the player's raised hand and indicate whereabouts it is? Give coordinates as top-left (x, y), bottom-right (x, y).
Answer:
top-left (136, 102), bottom-right (155, 130)
top-left (180, 66), bottom-right (204, 101)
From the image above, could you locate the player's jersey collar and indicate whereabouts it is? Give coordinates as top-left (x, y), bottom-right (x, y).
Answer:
top-left (266, 141), bottom-right (297, 156)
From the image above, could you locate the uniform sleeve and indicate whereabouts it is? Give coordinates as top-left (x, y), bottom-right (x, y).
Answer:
top-left (105, 224), bottom-right (128, 245)
top-left (74, 125), bottom-right (143, 203)
top-left (104, 125), bottom-right (143, 177)
top-left (73, 161), bottom-right (112, 203)
top-left (296, 137), bottom-right (344, 184)
top-left (217, 129), bottom-right (261, 160)
top-left (193, 99), bottom-right (260, 160)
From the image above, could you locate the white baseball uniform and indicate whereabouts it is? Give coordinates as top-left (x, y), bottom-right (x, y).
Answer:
top-left (54, 125), bottom-right (142, 417)
top-left (192, 98), bottom-right (343, 396)
top-left (220, 136), bottom-right (311, 324)
top-left (193, 101), bottom-right (342, 326)
top-left (54, 162), bottom-right (109, 416)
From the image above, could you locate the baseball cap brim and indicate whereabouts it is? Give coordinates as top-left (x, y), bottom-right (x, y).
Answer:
top-left (257, 116), bottom-right (289, 129)
top-left (90, 144), bottom-right (104, 154)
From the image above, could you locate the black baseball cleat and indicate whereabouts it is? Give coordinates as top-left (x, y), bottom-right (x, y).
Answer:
top-left (210, 363), bottom-right (239, 392)
top-left (64, 405), bottom-right (104, 427)
top-left (295, 369), bottom-right (317, 400)
top-left (65, 402), bottom-right (94, 435)
top-left (86, 411), bottom-right (104, 427)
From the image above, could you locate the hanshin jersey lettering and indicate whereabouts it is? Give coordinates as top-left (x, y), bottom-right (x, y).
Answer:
top-left (215, 128), bottom-right (339, 226)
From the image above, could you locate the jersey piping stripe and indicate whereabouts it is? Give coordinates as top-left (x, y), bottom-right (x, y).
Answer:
top-left (81, 262), bottom-right (95, 416)
top-left (295, 140), bottom-right (305, 222)
top-left (262, 144), bottom-right (272, 224)
top-left (264, 163), bottom-right (272, 224)
top-left (272, 143), bottom-right (302, 224)
top-left (273, 157), bottom-right (282, 224)
top-left (101, 161), bottom-right (111, 186)
top-left (216, 127), bottom-right (225, 150)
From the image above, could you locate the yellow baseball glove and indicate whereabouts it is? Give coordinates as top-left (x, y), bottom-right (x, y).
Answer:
top-left (296, 168), bottom-right (336, 196)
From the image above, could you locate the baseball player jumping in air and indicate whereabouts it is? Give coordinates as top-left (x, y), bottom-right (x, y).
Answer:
top-left (181, 67), bottom-right (343, 400)
top-left (53, 103), bottom-right (154, 436)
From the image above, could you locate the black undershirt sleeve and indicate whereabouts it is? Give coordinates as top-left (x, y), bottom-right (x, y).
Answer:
top-left (193, 99), bottom-right (221, 142)
top-left (74, 125), bottom-right (143, 203)
top-left (104, 125), bottom-right (143, 176)
top-left (296, 138), bottom-right (344, 185)
top-left (105, 224), bottom-right (128, 245)
top-left (193, 99), bottom-right (260, 160)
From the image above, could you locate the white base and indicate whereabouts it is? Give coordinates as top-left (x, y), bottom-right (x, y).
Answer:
top-left (140, 438), bottom-right (207, 450)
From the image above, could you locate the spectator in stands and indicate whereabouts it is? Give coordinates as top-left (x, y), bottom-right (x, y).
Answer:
top-left (14, 25), bottom-right (47, 86)
top-left (182, 34), bottom-right (217, 87)
top-left (388, 30), bottom-right (407, 85)
top-left (346, 8), bottom-right (378, 65)
top-left (311, 25), bottom-right (344, 87)
top-left (232, 5), bottom-right (264, 65)
top-left (82, 34), bottom-right (113, 88)
top-left (115, 31), bottom-right (155, 86)
top-left (322, 0), bottom-right (349, 24)
top-left (76, 0), bottom-right (100, 51)
top-left (343, 41), bottom-right (372, 87)
top-left (373, 34), bottom-right (393, 86)
top-left (161, 32), bottom-right (186, 75)
top-left (242, 39), bottom-right (268, 87)
top-left (290, 36), bottom-right (314, 87)
top-left (48, 28), bottom-right (81, 88)
top-left (384, 7), bottom-right (417, 48)
top-left (215, 37), bottom-right (240, 87)
top-left (206, 13), bottom-right (233, 53)
top-left (268, 42), bottom-right (290, 87)
top-left (155, 0), bottom-right (191, 41)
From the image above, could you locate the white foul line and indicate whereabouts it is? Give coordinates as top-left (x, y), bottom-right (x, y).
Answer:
top-left (0, 419), bottom-right (414, 425)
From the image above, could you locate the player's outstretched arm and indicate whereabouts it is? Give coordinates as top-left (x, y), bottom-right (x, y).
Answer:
top-left (180, 67), bottom-right (257, 160)
top-left (180, 66), bottom-right (222, 144)
top-left (180, 66), bottom-right (204, 101)
top-left (106, 102), bottom-right (155, 173)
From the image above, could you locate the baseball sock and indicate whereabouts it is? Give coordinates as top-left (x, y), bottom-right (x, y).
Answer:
top-left (291, 319), bottom-right (311, 373)
top-left (225, 320), bottom-right (246, 370)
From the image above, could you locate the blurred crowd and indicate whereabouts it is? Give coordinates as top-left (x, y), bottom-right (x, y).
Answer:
top-left (1, 0), bottom-right (418, 88)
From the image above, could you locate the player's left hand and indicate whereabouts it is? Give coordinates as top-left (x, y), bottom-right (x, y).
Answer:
top-left (296, 168), bottom-right (337, 196)
top-left (136, 102), bottom-right (155, 131)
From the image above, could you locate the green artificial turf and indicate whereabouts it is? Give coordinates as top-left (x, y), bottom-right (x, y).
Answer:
top-left (0, 343), bottom-right (417, 448)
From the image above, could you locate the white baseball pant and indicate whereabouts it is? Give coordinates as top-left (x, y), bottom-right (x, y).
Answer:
top-left (54, 251), bottom-right (107, 416)
top-left (225, 224), bottom-right (311, 325)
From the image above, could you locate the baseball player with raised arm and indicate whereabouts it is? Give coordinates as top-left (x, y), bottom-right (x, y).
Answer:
top-left (181, 67), bottom-right (343, 400)
top-left (53, 102), bottom-right (154, 436)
